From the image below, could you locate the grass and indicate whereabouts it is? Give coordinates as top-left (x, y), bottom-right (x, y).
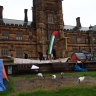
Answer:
top-left (3, 71), bottom-right (96, 80)
top-left (12, 71), bottom-right (96, 80)
top-left (2, 86), bottom-right (96, 96)
top-left (1, 71), bottom-right (96, 96)
top-left (64, 71), bottom-right (96, 77)
top-left (0, 77), bottom-right (15, 96)
top-left (4, 62), bottom-right (14, 65)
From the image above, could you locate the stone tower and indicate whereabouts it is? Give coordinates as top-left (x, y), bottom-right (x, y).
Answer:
top-left (32, 0), bottom-right (64, 56)
top-left (0, 6), bottom-right (3, 23)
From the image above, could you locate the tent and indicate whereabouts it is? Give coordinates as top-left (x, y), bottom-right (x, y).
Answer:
top-left (71, 53), bottom-right (86, 62)
top-left (31, 65), bottom-right (39, 70)
top-left (0, 59), bottom-right (8, 91)
top-left (74, 64), bottom-right (87, 72)
top-left (31, 65), bottom-right (39, 73)
top-left (74, 61), bottom-right (87, 72)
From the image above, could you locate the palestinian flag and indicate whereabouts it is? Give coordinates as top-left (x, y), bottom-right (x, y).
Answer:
top-left (48, 31), bottom-right (58, 55)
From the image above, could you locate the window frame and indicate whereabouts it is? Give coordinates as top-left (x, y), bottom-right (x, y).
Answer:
top-left (16, 47), bottom-right (23, 57)
top-left (2, 31), bottom-right (9, 40)
top-left (16, 31), bottom-right (23, 40)
top-left (48, 14), bottom-right (54, 24)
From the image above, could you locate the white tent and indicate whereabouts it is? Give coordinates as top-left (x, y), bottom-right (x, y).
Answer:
top-left (31, 65), bottom-right (39, 70)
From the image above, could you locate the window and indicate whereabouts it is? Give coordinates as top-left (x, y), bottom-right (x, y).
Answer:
top-left (16, 32), bottom-right (23, 40)
top-left (63, 39), bottom-right (66, 46)
top-left (80, 37), bottom-right (86, 44)
top-left (46, 3), bottom-right (54, 11)
top-left (71, 36), bottom-right (77, 44)
top-left (2, 31), bottom-right (9, 40)
top-left (29, 51), bottom-right (32, 58)
top-left (16, 48), bottom-right (22, 57)
top-left (29, 31), bottom-right (32, 43)
top-left (1, 48), bottom-right (8, 57)
top-left (29, 32), bottom-right (32, 36)
top-left (48, 14), bottom-right (54, 24)
top-left (72, 47), bottom-right (79, 52)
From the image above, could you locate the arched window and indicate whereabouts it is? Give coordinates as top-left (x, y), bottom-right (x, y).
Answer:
top-left (48, 14), bottom-right (54, 24)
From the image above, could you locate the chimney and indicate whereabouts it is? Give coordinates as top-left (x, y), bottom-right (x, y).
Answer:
top-left (24, 9), bottom-right (28, 25)
top-left (76, 17), bottom-right (81, 28)
top-left (0, 6), bottom-right (3, 23)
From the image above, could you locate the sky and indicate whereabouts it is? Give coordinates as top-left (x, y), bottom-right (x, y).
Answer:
top-left (0, 0), bottom-right (96, 27)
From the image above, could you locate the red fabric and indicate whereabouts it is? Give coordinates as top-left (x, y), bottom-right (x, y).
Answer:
top-left (52, 31), bottom-right (59, 36)
top-left (71, 53), bottom-right (86, 62)
top-left (2, 63), bottom-right (8, 80)
top-left (71, 54), bottom-right (79, 61)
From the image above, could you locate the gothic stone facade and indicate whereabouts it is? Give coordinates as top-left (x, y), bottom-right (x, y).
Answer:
top-left (0, 0), bottom-right (96, 60)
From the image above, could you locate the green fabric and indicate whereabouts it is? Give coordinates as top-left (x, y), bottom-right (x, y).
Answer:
top-left (48, 35), bottom-right (55, 55)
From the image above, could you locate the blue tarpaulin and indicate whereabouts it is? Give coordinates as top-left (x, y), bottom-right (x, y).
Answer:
top-left (0, 59), bottom-right (6, 91)
top-left (74, 62), bottom-right (87, 72)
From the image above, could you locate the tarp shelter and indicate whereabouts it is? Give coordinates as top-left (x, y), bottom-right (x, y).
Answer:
top-left (74, 61), bottom-right (87, 72)
top-left (31, 65), bottom-right (39, 70)
top-left (71, 53), bottom-right (86, 62)
top-left (0, 59), bottom-right (8, 91)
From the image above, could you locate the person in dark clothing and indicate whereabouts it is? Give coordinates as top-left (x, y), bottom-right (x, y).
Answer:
top-left (24, 53), bottom-right (28, 59)
top-left (52, 49), bottom-right (57, 59)
top-left (38, 52), bottom-right (44, 60)
top-left (46, 49), bottom-right (57, 60)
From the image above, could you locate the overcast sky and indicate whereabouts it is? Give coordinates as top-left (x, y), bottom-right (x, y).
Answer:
top-left (0, 0), bottom-right (96, 27)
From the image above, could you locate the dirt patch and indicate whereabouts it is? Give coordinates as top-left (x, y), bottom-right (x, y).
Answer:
top-left (15, 76), bottom-right (96, 92)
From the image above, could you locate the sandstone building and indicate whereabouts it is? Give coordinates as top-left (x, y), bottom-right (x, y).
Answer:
top-left (0, 0), bottom-right (96, 60)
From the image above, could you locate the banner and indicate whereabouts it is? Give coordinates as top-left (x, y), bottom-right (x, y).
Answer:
top-left (48, 31), bottom-right (58, 55)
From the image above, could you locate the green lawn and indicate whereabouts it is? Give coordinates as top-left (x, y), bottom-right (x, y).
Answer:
top-left (1, 71), bottom-right (96, 96)
top-left (63, 71), bottom-right (96, 77)
top-left (17, 86), bottom-right (96, 96)
top-left (1, 85), bottom-right (96, 96)
top-left (12, 71), bottom-right (96, 80)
